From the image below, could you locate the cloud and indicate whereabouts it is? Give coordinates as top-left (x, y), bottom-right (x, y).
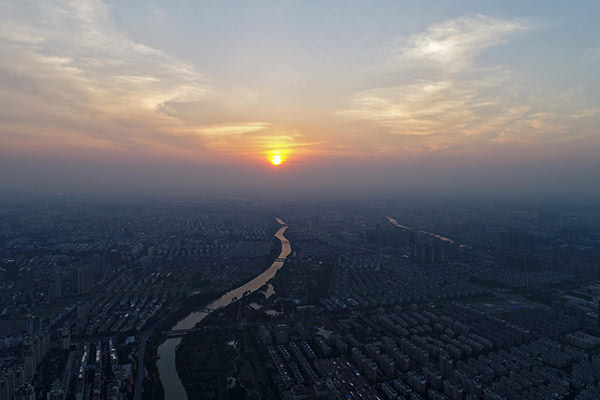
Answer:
top-left (192, 123), bottom-right (271, 136)
top-left (0, 1), bottom-right (324, 161)
top-left (341, 75), bottom-right (598, 150)
top-left (337, 14), bottom-right (600, 157)
top-left (402, 14), bottom-right (529, 71)
top-left (338, 15), bottom-right (532, 139)
top-left (340, 81), bottom-right (479, 136)
top-left (0, 0), bottom-right (207, 152)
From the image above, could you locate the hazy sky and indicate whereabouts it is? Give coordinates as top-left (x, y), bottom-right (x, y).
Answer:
top-left (1, 1), bottom-right (599, 198)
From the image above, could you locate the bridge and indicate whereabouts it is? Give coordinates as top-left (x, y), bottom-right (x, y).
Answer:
top-left (164, 328), bottom-right (200, 337)
top-left (190, 307), bottom-right (217, 313)
top-left (275, 257), bottom-right (286, 262)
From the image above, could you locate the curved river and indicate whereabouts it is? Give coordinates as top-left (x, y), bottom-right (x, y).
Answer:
top-left (156, 218), bottom-right (291, 400)
top-left (387, 216), bottom-right (455, 243)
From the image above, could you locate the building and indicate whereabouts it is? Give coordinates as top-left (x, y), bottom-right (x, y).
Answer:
top-left (257, 326), bottom-right (272, 345)
top-left (108, 250), bottom-right (121, 271)
top-left (23, 331), bottom-right (49, 383)
top-left (14, 383), bottom-right (36, 400)
top-left (77, 266), bottom-right (94, 295)
top-left (5, 260), bottom-right (18, 281)
top-left (500, 232), bottom-right (535, 249)
top-left (275, 326), bottom-right (288, 344)
top-left (54, 267), bottom-right (62, 299)
top-left (23, 343), bottom-right (35, 382)
top-left (46, 385), bottom-right (65, 400)
top-left (26, 317), bottom-right (41, 335)
top-left (60, 328), bottom-right (71, 350)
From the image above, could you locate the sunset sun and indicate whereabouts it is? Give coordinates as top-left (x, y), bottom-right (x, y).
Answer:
top-left (271, 155), bottom-right (282, 165)
top-left (267, 149), bottom-right (289, 166)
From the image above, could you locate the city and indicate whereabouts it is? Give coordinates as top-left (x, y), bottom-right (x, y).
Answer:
top-left (1, 198), bottom-right (599, 399)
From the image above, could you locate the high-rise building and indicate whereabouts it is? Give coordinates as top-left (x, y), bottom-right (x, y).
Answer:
top-left (26, 317), bottom-right (41, 335)
top-left (409, 231), bottom-right (418, 258)
top-left (433, 245), bottom-right (444, 263)
top-left (23, 342), bottom-right (35, 382)
top-left (22, 330), bottom-right (49, 385)
top-left (14, 383), bottom-right (35, 400)
top-left (60, 328), bottom-right (71, 350)
top-left (13, 366), bottom-right (24, 391)
top-left (439, 353), bottom-right (454, 378)
top-left (93, 255), bottom-right (104, 281)
top-left (35, 331), bottom-right (49, 361)
top-left (5, 260), bottom-right (18, 281)
top-left (108, 250), bottom-right (121, 271)
top-left (47, 384), bottom-right (65, 400)
top-left (54, 267), bottom-right (62, 299)
top-left (77, 266), bottom-right (94, 295)
top-left (70, 267), bottom-right (79, 293)
top-left (4, 368), bottom-right (15, 399)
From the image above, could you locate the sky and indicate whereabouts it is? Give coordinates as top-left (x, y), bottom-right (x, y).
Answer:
top-left (1, 0), bottom-right (599, 199)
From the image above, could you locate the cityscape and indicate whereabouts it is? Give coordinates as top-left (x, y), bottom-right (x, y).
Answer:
top-left (0, 199), bottom-right (599, 399)
top-left (1, 1), bottom-right (600, 399)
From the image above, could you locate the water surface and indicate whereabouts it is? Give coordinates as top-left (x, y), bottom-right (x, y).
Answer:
top-left (156, 219), bottom-right (290, 400)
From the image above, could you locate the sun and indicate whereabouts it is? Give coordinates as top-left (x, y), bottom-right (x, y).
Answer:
top-left (271, 155), bottom-right (282, 165)
top-left (266, 149), bottom-right (288, 166)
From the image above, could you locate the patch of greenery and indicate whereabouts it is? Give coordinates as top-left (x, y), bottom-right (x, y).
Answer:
top-left (177, 328), bottom-right (278, 400)
top-left (177, 330), bottom-right (242, 400)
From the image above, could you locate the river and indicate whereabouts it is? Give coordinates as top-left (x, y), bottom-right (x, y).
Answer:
top-left (386, 216), bottom-right (455, 243)
top-left (156, 218), bottom-right (291, 400)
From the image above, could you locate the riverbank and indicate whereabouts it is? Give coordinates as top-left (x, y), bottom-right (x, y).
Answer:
top-left (142, 333), bottom-right (166, 400)
top-left (167, 231), bottom-right (282, 326)
top-left (142, 257), bottom-right (275, 399)
top-left (155, 220), bottom-right (291, 400)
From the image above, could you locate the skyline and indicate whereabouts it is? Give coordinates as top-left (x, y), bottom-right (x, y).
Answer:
top-left (1, 0), bottom-right (599, 198)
